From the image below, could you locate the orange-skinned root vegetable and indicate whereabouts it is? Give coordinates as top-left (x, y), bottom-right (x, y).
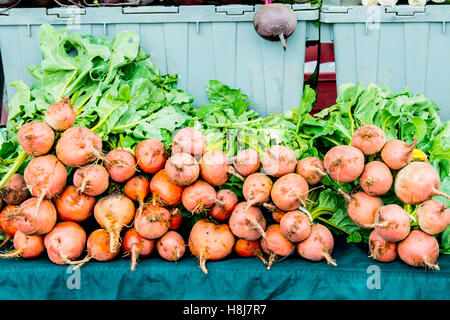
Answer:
top-left (365, 204), bottom-right (411, 242)
top-left (24, 155), bottom-right (67, 217)
top-left (124, 176), bottom-right (149, 227)
top-left (368, 230), bottom-right (397, 263)
top-left (381, 138), bottom-right (417, 170)
top-left (394, 162), bottom-right (450, 205)
top-left (169, 208), bottom-right (183, 230)
top-left (156, 231), bottom-right (186, 262)
top-left (351, 125), bottom-right (386, 155)
top-left (234, 238), bottom-right (267, 265)
top-left (359, 161), bottom-right (393, 196)
top-left (263, 203), bottom-right (286, 223)
top-left (242, 173), bottom-right (273, 209)
top-left (73, 164), bottom-right (109, 197)
top-left (338, 190), bottom-right (383, 229)
top-left (416, 200), bottom-right (450, 235)
top-left (15, 198), bottom-right (57, 235)
top-left (68, 229), bottom-right (120, 269)
top-left (56, 127), bottom-right (103, 167)
top-left (296, 224), bottom-right (336, 266)
top-left (189, 219), bottom-right (235, 274)
top-left (44, 221), bottom-right (87, 265)
top-left (182, 180), bottom-right (216, 213)
top-left (134, 203), bottom-right (170, 240)
top-left (1, 173), bottom-right (30, 205)
top-left (17, 121), bottom-right (55, 156)
top-left (150, 169), bottom-right (183, 207)
top-left (105, 149), bottom-right (137, 183)
top-left (261, 224), bottom-right (294, 269)
top-left (296, 157), bottom-right (326, 185)
top-left (324, 145), bottom-right (365, 183)
top-left (232, 148), bottom-right (260, 177)
top-left (122, 228), bottom-right (154, 271)
top-left (54, 186), bottom-right (95, 222)
top-left (94, 194), bottom-right (136, 254)
top-left (280, 210), bottom-right (311, 243)
top-left (0, 205), bottom-right (19, 248)
top-left (135, 139), bottom-right (167, 174)
top-left (210, 189), bottom-right (238, 221)
top-left (229, 202), bottom-right (267, 240)
top-left (171, 127), bottom-right (207, 156)
top-left (45, 97), bottom-right (76, 131)
top-left (0, 231), bottom-right (44, 259)
top-left (253, 3), bottom-right (297, 51)
top-left (271, 173), bottom-right (309, 212)
top-left (165, 152), bottom-right (200, 187)
top-left (200, 150), bottom-right (243, 187)
top-left (398, 230), bottom-right (440, 270)
top-left (262, 145), bottom-right (297, 178)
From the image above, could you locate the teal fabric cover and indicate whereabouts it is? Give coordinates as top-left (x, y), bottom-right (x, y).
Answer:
top-left (0, 240), bottom-right (448, 300)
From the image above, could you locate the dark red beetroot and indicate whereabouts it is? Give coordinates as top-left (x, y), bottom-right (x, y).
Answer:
top-left (122, 228), bottom-right (155, 271)
top-left (135, 139), bottom-right (167, 174)
top-left (150, 169), bottom-right (183, 207)
top-left (368, 230), bottom-right (397, 263)
top-left (104, 149), bottom-right (137, 183)
top-left (54, 186), bottom-right (95, 222)
top-left (394, 162), bottom-right (450, 205)
top-left (45, 97), bottom-right (76, 131)
top-left (253, 3), bottom-right (297, 51)
top-left (0, 231), bottom-right (44, 259)
top-left (210, 189), bottom-right (239, 221)
top-left (73, 164), bottom-right (109, 197)
top-left (17, 121), bottom-right (55, 157)
top-left (1, 174), bottom-right (30, 205)
top-left (0, 205), bottom-right (19, 248)
top-left (181, 180), bottom-right (216, 214)
top-left (296, 157), bottom-right (326, 185)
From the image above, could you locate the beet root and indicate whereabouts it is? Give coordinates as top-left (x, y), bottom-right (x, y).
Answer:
top-left (416, 200), bottom-right (450, 235)
top-left (232, 148), bottom-right (260, 177)
top-left (359, 161), bottom-right (393, 196)
top-left (394, 162), bottom-right (450, 205)
top-left (296, 224), bottom-right (336, 266)
top-left (1, 174), bottom-right (30, 205)
top-left (271, 173), bottom-right (309, 212)
top-left (351, 125), bottom-right (386, 155)
top-left (17, 121), bottom-right (55, 157)
top-left (324, 145), bottom-right (365, 183)
top-left (122, 228), bottom-right (154, 271)
top-left (253, 3), bottom-right (298, 51)
top-left (296, 157), bottom-right (326, 185)
top-left (280, 210), bottom-right (311, 243)
top-left (338, 190), bottom-right (383, 229)
top-left (368, 230), bottom-right (397, 263)
top-left (365, 204), bottom-right (411, 242)
top-left (398, 230), bottom-right (440, 270)
top-left (229, 202), bottom-right (267, 240)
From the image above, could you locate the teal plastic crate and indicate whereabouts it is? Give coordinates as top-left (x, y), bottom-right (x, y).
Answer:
top-left (320, 0), bottom-right (450, 120)
top-left (0, 4), bottom-right (319, 117)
